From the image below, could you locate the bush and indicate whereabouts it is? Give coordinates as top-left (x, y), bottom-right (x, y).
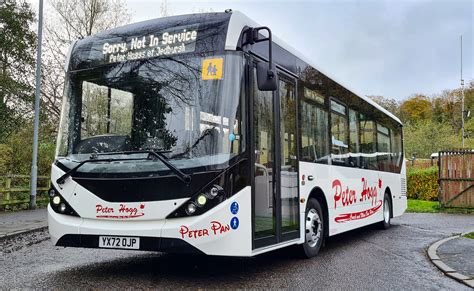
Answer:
top-left (0, 144), bottom-right (13, 175)
top-left (407, 166), bottom-right (439, 201)
top-left (6, 124), bottom-right (56, 176)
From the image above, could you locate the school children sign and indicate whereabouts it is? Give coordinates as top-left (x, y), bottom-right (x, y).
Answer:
top-left (99, 25), bottom-right (199, 64)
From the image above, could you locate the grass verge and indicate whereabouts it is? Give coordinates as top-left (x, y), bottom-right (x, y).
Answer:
top-left (463, 232), bottom-right (474, 239)
top-left (407, 199), bottom-right (474, 214)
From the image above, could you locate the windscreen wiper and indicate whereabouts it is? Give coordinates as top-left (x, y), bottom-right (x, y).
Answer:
top-left (56, 156), bottom-right (150, 185)
top-left (94, 150), bottom-right (191, 184)
top-left (57, 150), bottom-right (191, 185)
top-left (144, 150), bottom-right (192, 184)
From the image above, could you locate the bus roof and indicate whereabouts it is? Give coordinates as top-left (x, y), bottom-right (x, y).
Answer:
top-left (225, 11), bottom-right (402, 125)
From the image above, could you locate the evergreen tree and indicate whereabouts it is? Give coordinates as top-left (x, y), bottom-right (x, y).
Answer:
top-left (0, 0), bottom-right (36, 142)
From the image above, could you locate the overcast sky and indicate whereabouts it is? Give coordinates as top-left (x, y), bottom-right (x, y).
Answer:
top-left (33, 0), bottom-right (473, 101)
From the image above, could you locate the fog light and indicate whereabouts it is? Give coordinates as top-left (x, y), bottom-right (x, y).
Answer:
top-left (59, 203), bottom-right (67, 213)
top-left (52, 196), bottom-right (61, 205)
top-left (196, 194), bottom-right (207, 206)
top-left (209, 186), bottom-right (219, 198)
top-left (185, 203), bottom-right (197, 215)
top-left (48, 188), bottom-right (56, 198)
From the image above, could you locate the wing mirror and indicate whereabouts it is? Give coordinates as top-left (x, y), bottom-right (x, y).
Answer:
top-left (246, 27), bottom-right (278, 91)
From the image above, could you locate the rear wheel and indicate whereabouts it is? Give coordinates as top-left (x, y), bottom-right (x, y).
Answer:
top-left (380, 193), bottom-right (391, 229)
top-left (300, 198), bottom-right (324, 258)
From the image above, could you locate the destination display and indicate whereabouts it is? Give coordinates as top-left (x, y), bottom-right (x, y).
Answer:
top-left (97, 24), bottom-right (199, 64)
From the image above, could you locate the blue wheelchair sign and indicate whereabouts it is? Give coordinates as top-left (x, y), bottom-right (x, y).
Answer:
top-left (230, 201), bottom-right (239, 215)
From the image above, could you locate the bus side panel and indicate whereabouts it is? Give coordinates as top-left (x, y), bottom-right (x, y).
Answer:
top-left (161, 186), bottom-right (252, 256)
top-left (328, 164), bottom-right (383, 235)
top-left (392, 159), bottom-right (407, 217)
top-left (299, 161), bottom-right (404, 237)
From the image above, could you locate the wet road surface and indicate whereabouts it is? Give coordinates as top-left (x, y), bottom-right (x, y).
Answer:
top-left (1, 213), bottom-right (473, 289)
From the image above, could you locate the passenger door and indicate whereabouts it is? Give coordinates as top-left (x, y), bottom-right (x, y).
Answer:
top-left (251, 62), bottom-right (299, 249)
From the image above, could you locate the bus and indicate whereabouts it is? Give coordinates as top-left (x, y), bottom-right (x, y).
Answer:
top-left (48, 10), bottom-right (407, 258)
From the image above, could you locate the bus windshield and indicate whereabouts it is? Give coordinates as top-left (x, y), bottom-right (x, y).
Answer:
top-left (56, 52), bottom-right (245, 173)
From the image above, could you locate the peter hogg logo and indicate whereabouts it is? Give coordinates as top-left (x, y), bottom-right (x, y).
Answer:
top-left (333, 178), bottom-right (383, 223)
top-left (95, 203), bottom-right (145, 219)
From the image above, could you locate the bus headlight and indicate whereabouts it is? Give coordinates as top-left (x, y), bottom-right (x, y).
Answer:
top-left (168, 183), bottom-right (226, 218)
top-left (185, 203), bottom-right (197, 215)
top-left (196, 194), bottom-right (207, 206)
top-left (48, 185), bottom-right (79, 217)
top-left (166, 158), bottom-right (247, 218)
top-left (52, 196), bottom-right (61, 205)
top-left (59, 203), bottom-right (67, 213)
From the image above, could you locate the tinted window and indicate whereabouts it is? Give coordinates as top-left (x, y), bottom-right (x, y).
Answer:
top-left (304, 87), bottom-right (325, 105)
top-left (81, 82), bottom-right (133, 139)
top-left (359, 114), bottom-right (376, 169)
top-left (279, 79), bottom-right (299, 233)
top-left (300, 101), bottom-right (329, 163)
top-left (377, 123), bottom-right (391, 171)
top-left (330, 100), bottom-right (348, 164)
top-left (349, 109), bottom-right (359, 167)
top-left (390, 126), bottom-right (403, 172)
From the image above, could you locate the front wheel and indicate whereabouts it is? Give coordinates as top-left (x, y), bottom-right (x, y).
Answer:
top-left (380, 193), bottom-right (392, 229)
top-left (300, 198), bottom-right (325, 258)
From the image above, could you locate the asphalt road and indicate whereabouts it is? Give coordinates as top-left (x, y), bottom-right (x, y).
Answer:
top-left (1, 213), bottom-right (473, 289)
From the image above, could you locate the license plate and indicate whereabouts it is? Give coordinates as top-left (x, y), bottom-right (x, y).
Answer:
top-left (99, 236), bottom-right (140, 250)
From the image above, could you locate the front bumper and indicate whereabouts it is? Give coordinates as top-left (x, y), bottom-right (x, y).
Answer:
top-left (48, 186), bottom-right (252, 256)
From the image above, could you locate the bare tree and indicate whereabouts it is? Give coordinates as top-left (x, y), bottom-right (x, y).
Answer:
top-left (41, 0), bottom-right (131, 124)
top-left (160, 0), bottom-right (170, 17)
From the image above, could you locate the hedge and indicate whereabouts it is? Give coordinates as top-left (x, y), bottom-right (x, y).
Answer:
top-left (407, 166), bottom-right (439, 201)
top-left (0, 144), bottom-right (13, 175)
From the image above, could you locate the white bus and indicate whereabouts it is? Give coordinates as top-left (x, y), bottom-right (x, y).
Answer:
top-left (48, 10), bottom-right (407, 257)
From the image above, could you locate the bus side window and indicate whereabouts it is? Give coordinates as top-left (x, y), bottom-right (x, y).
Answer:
top-left (330, 99), bottom-right (349, 165)
top-left (359, 115), bottom-right (376, 169)
top-left (376, 123), bottom-right (391, 172)
top-left (348, 109), bottom-right (359, 167)
top-left (300, 98), bottom-right (328, 164)
top-left (390, 126), bottom-right (403, 172)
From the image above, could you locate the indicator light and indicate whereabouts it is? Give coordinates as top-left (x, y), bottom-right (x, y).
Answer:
top-left (209, 186), bottom-right (219, 197)
top-left (48, 188), bottom-right (56, 198)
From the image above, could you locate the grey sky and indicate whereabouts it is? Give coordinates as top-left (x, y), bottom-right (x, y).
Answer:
top-left (34, 0), bottom-right (473, 101)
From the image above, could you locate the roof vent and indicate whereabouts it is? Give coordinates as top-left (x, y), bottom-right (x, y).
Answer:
top-left (225, 9), bottom-right (232, 13)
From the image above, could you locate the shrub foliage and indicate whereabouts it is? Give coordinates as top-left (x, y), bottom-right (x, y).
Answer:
top-left (407, 166), bottom-right (439, 201)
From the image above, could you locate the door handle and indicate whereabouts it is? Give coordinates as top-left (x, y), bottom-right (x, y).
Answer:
top-left (307, 175), bottom-right (314, 181)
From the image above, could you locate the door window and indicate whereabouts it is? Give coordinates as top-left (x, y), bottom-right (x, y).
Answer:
top-left (253, 68), bottom-right (276, 239)
top-left (279, 79), bottom-right (299, 233)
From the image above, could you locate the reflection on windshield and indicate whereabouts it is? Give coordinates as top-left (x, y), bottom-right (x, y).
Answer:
top-left (57, 53), bottom-right (245, 172)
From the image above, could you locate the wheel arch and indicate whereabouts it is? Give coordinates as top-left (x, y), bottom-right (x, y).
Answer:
top-left (307, 187), bottom-right (329, 238)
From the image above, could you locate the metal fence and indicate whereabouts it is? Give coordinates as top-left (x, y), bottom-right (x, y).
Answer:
top-left (0, 175), bottom-right (50, 209)
top-left (438, 150), bottom-right (474, 208)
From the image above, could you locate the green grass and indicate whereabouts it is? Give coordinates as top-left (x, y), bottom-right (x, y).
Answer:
top-left (407, 199), bottom-right (440, 213)
top-left (407, 199), bottom-right (474, 214)
top-left (463, 232), bottom-right (474, 239)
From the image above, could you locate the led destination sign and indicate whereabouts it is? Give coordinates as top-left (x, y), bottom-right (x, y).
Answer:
top-left (99, 24), bottom-right (199, 63)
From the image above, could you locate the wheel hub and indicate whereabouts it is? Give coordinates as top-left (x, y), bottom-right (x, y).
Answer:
top-left (305, 208), bottom-right (322, 248)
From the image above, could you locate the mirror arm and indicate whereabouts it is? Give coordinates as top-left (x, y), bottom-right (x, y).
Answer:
top-left (250, 26), bottom-right (274, 78)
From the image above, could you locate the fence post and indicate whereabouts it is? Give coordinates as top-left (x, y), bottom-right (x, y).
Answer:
top-left (5, 177), bottom-right (11, 201)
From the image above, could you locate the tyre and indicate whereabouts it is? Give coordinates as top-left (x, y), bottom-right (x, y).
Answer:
top-left (300, 198), bottom-right (325, 258)
top-left (380, 193), bottom-right (391, 229)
